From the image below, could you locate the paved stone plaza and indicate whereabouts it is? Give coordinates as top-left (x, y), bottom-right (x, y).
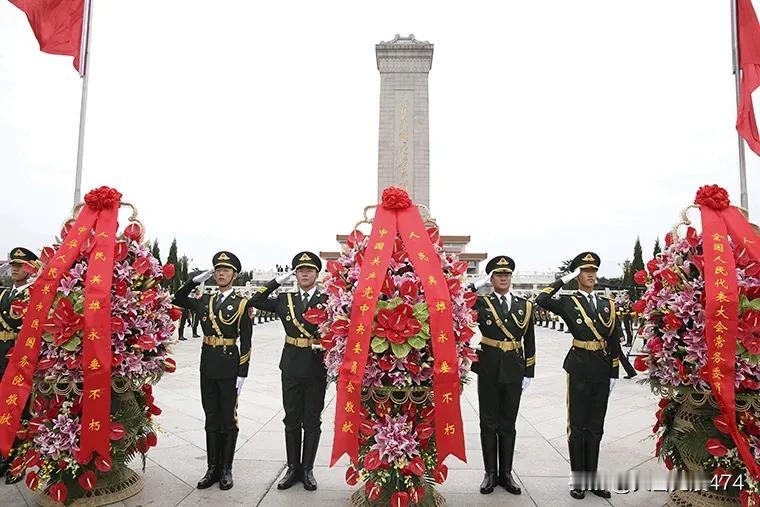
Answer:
top-left (1, 322), bottom-right (668, 506)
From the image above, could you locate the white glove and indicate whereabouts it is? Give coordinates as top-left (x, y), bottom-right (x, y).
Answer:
top-left (560, 268), bottom-right (582, 285)
top-left (193, 269), bottom-right (214, 283)
top-left (521, 377), bottom-right (531, 391)
top-left (472, 275), bottom-right (490, 290)
top-left (236, 376), bottom-right (245, 396)
top-left (609, 378), bottom-right (616, 393)
top-left (275, 271), bottom-right (294, 285)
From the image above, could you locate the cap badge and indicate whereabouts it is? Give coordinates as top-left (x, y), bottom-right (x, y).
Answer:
top-left (218, 252), bottom-right (230, 260)
top-left (299, 253), bottom-right (312, 261)
top-left (582, 253), bottom-right (595, 262)
top-left (497, 257), bottom-right (509, 265)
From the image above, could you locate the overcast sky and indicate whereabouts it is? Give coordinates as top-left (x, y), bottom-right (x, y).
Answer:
top-left (1, 0), bottom-right (759, 277)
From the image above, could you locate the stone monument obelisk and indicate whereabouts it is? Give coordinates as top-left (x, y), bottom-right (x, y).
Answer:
top-left (376, 34), bottom-right (433, 209)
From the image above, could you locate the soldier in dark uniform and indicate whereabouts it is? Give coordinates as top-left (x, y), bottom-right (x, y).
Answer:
top-left (173, 251), bottom-right (252, 491)
top-left (0, 247), bottom-right (39, 483)
top-left (618, 291), bottom-right (634, 347)
top-left (536, 252), bottom-right (621, 499)
top-left (250, 251), bottom-right (327, 492)
top-left (469, 255), bottom-right (535, 495)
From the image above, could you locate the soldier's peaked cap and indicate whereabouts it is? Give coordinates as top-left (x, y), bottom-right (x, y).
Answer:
top-left (213, 251), bottom-right (241, 272)
top-left (486, 255), bottom-right (515, 275)
top-left (9, 247), bottom-right (38, 267)
top-left (570, 251), bottom-right (601, 271)
top-left (292, 251), bottom-right (322, 271)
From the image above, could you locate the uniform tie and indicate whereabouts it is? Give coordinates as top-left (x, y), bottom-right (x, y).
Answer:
top-left (587, 294), bottom-right (596, 313)
top-left (214, 293), bottom-right (225, 313)
top-left (8, 288), bottom-right (16, 301)
top-left (500, 294), bottom-right (510, 312)
top-left (301, 292), bottom-right (310, 308)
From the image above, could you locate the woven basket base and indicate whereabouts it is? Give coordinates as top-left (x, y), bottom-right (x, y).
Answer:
top-left (349, 486), bottom-right (446, 506)
top-left (36, 467), bottom-right (144, 507)
top-left (667, 490), bottom-right (740, 507)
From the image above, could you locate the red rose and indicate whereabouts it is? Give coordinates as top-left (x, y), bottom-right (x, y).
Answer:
top-left (634, 355), bottom-right (648, 372)
top-left (49, 482), bottom-right (68, 503)
top-left (706, 438), bottom-right (728, 457)
top-left (381, 186), bottom-right (412, 209)
top-left (632, 299), bottom-right (646, 314)
top-left (633, 270), bottom-right (648, 285)
top-left (694, 184), bottom-right (730, 210)
top-left (84, 186), bottom-right (122, 211)
top-left (162, 263), bottom-right (175, 279)
top-left (78, 470), bottom-right (97, 491)
top-left (664, 313), bottom-right (682, 330)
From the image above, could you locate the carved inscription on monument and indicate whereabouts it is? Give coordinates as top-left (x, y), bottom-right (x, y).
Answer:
top-left (394, 90), bottom-right (414, 193)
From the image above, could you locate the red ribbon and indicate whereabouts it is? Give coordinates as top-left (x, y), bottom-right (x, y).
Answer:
top-left (0, 188), bottom-right (120, 466)
top-left (700, 205), bottom-right (760, 480)
top-left (330, 191), bottom-right (466, 467)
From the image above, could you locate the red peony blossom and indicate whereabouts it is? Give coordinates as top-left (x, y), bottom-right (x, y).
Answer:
top-left (374, 304), bottom-right (422, 345)
top-left (45, 297), bottom-right (84, 347)
top-left (663, 313), bottom-right (682, 331)
top-left (84, 186), bottom-right (122, 211)
top-left (633, 270), bottom-right (648, 285)
top-left (694, 184), bottom-right (730, 210)
top-left (381, 187), bottom-right (412, 209)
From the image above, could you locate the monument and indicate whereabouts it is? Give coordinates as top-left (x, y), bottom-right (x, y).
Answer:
top-left (321, 34), bottom-right (486, 273)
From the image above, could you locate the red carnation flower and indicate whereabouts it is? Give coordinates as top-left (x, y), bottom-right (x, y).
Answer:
top-left (84, 186), bottom-right (122, 211)
top-left (381, 187), bottom-right (412, 209)
top-left (694, 184), bottom-right (730, 210)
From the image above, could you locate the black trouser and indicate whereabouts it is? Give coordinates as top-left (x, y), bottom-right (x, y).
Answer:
top-left (477, 377), bottom-right (522, 474)
top-left (567, 374), bottom-right (610, 487)
top-left (619, 353), bottom-right (636, 377)
top-left (179, 312), bottom-right (189, 337)
top-left (282, 373), bottom-right (327, 434)
top-left (191, 314), bottom-right (199, 336)
top-left (623, 316), bottom-right (633, 345)
top-left (200, 374), bottom-right (238, 434)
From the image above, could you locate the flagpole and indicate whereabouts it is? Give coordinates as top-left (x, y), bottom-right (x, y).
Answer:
top-left (73, 0), bottom-right (93, 207)
top-left (732, 0), bottom-right (750, 212)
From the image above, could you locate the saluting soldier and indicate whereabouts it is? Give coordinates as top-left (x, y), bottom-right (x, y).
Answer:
top-left (250, 251), bottom-right (327, 492)
top-left (173, 251), bottom-right (252, 491)
top-left (469, 255), bottom-right (535, 495)
top-left (0, 247), bottom-right (39, 483)
top-left (536, 252), bottom-right (621, 500)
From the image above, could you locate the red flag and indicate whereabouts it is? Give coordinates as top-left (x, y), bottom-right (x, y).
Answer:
top-left (9, 0), bottom-right (86, 73)
top-left (737, 0), bottom-right (760, 155)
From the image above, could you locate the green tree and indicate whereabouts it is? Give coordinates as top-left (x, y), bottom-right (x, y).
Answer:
top-left (167, 239), bottom-right (179, 293)
top-left (631, 237), bottom-right (645, 282)
top-left (151, 239), bottom-right (161, 264)
top-left (653, 237), bottom-right (662, 258)
top-left (621, 259), bottom-right (633, 288)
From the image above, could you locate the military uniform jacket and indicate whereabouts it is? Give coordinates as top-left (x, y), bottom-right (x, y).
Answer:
top-left (536, 280), bottom-right (621, 381)
top-left (250, 279), bottom-right (327, 379)
top-left (174, 281), bottom-right (252, 380)
top-left (471, 292), bottom-right (536, 384)
top-left (0, 286), bottom-right (29, 374)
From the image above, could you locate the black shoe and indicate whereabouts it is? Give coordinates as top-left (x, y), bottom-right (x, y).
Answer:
top-left (302, 468), bottom-right (317, 491)
top-left (219, 468), bottom-right (233, 490)
top-left (5, 472), bottom-right (21, 485)
top-left (0, 459), bottom-right (8, 477)
top-left (218, 431), bottom-right (237, 490)
top-left (480, 472), bottom-right (498, 494)
top-left (179, 337), bottom-right (187, 341)
top-left (570, 488), bottom-right (585, 499)
top-left (197, 432), bottom-right (221, 489)
top-left (498, 472), bottom-right (521, 495)
top-left (591, 489), bottom-right (611, 498)
top-left (277, 466), bottom-right (301, 490)
top-left (192, 334), bottom-right (200, 338)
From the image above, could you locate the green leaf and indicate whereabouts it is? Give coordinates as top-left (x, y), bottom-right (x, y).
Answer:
top-left (419, 322), bottom-right (430, 337)
top-left (371, 337), bottom-right (389, 354)
top-left (390, 342), bottom-right (412, 358)
top-left (413, 302), bottom-right (429, 321)
top-left (61, 335), bottom-right (81, 352)
top-left (408, 336), bottom-right (427, 350)
top-left (41, 332), bottom-right (53, 344)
